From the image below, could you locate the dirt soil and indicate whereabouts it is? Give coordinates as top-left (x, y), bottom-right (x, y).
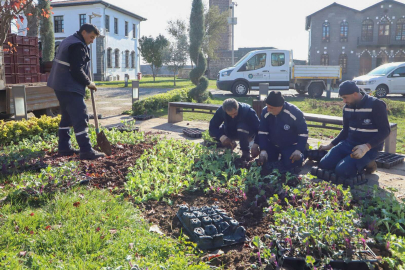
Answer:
top-left (43, 142), bottom-right (155, 191)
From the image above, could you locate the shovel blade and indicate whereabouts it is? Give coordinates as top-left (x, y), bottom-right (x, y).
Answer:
top-left (97, 131), bottom-right (112, 156)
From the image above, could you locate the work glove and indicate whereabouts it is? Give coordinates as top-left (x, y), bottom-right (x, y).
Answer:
top-left (319, 143), bottom-right (334, 151)
top-left (257, 150), bottom-right (268, 166)
top-left (351, 144), bottom-right (371, 159)
top-left (251, 144), bottom-right (260, 159)
top-left (290, 150), bottom-right (302, 163)
top-left (87, 81), bottom-right (97, 91)
top-left (220, 135), bottom-right (236, 149)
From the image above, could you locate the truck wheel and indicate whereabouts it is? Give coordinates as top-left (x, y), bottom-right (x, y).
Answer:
top-left (33, 107), bottom-right (61, 118)
top-left (375, 85), bottom-right (388, 98)
top-left (232, 81), bottom-right (249, 96)
top-left (308, 83), bottom-right (324, 98)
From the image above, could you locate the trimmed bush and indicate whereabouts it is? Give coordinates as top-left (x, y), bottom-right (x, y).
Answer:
top-left (0, 116), bottom-right (60, 144)
top-left (132, 88), bottom-right (192, 115)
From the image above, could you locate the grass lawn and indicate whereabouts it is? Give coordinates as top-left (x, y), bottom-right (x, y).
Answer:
top-left (95, 76), bottom-right (217, 89)
top-left (147, 94), bottom-right (405, 154)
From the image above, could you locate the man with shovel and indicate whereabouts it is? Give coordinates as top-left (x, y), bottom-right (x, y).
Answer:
top-left (48, 24), bottom-right (106, 160)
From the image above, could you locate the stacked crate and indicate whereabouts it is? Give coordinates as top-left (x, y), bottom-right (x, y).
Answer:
top-left (3, 34), bottom-right (46, 84)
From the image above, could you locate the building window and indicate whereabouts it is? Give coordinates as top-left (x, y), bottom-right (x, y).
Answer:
top-left (321, 54), bottom-right (329, 65)
top-left (133, 24), bottom-right (136, 38)
top-left (115, 49), bottom-right (120, 68)
top-left (340, 21), bottom-right (348, 42)
top-left (105, 15), bottom-right (110, 32)
top-left (396, 19), bottom-right (405, 41)
top-left (322, 22), bottom-right (330, 42)
top-left (125, 50), bottom-right (129, 68)
top-left (54, 16), bottom-right (64, 33)
top-left (114, 18), bottom-right (118, 34)
top-left (131, 51), bottom-right (135, 68)
top-left (361, 19), bottom-right (374, 42)
top-left (79, 14), bottom-right (86, 27)
top-left (339, 54), bottom-right (348, 74)
top-left (107, 48), bottom-right (112, 68)
top-left (125, 21), bottom-right (128, 36)
top-left (379, 17), bottom-right (390, 37)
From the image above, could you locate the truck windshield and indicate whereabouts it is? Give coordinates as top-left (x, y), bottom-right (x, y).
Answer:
top-left (367, 64), bottom-right (397, 76)
top-left (233, 53), bottom-right (251, 67)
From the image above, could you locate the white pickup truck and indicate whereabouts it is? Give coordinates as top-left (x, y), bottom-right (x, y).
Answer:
top-left (216, 49), bottom-right (342, 97)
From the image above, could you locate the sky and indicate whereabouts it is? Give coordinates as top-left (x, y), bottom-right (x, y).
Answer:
top-left (58, 0), bottom-right (405, 60)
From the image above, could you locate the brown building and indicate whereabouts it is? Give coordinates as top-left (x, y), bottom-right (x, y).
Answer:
top-left (306, 0), bottom-right (405, 81)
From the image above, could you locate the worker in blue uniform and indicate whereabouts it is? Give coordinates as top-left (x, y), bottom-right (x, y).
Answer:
top-left (257, 91), bottom-right (309, 170)
top-left (318, 81), bottom-right (390, 178)
top-left (209, 98), bottom-right (260, 161)
top-left (48, 24), bottom-right (105, 160)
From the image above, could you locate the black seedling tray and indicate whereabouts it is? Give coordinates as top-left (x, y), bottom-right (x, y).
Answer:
top-left (89, 114), bottom-right (102, 119)
top-left (310, 166), bottom-right (367, 188)
top-left (183, 128), bottom-right (204, 138)
top-left (133, 114), bottom-right (153, 120)
top-left (306, 150), bottom-right (328, 162)
top-left (376, 152), bottom-right (404, 169)
top-left (176, 205), bottom-right (248, 250)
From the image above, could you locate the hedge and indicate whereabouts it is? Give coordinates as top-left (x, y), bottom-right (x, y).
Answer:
top-left (0, 116), bottom-right (60, 144)
top-left (132, 88), bottom-right (192, 115)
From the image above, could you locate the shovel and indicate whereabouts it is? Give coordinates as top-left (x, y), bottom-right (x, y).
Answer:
top-left (90, 89), bottom-right (112, 156)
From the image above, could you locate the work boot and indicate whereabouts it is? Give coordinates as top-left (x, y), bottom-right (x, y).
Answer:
top-left (80, 149), bottom-right (106, 160)
top-left (241, 150), bottom-right (250, 161)
top-left (365, 160), bottom-right (377, 174)
top-left (58, 148), bottom-right (80, 157)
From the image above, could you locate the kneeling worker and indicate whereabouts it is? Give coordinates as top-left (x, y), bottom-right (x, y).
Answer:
top-left (209, 99), bottom-right (260, 160)
top-left (258, 91), bottom-right (308, 169)
top-left (318, 81), bottom-right (390, 178)
top-left (257, 91), bottom-right (309, 169)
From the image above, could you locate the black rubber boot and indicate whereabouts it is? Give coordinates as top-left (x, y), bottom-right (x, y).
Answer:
top-left (80, 149), bottom-right (106, 160)
top-left (365, 160), bottom-right (377, 174)
top-left (58, 148), bottom-right (80, 157)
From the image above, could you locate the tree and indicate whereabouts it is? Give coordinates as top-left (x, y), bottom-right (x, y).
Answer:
top-left (202, 6), bottom-right (228, 77)
top-left (164, 20), bottom-right (189, 86)
top-left (138, 35), bottom-right (169, 82)
top-left (189, 0), bottom-right (209, 103)
top-left (24, 2), bottom-right (39, 37)
top-left (38, 0), bottom-right (54, 62)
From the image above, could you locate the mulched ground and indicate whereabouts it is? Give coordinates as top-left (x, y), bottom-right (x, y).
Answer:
top-left (43, 142), bottom-right (155, 192)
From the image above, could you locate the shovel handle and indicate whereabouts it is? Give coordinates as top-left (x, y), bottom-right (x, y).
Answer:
top-left (90, 89), bottom-right (99, 133)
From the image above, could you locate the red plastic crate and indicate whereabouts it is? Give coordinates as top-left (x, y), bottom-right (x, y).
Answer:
top-left (4, 64), bottom-right (15, 74)
top-left (16, 46), bottom-right (38, 56)
top-left (40, 73), bottom-right (47, 82)
top-left (31, 74), bottom-right (40, 83)
top-left (3, 54), bottom-right (15, 64)
top-left (5, 74), bottom-right (16, 84)
top-left (15, 64), bottom-right (39, 74)
top-left (15, 55), bottom-right (39, 65)
top-left (16, 74), bottom-right (33, 83)
top-left (28, 37), bottom-right (38, 47)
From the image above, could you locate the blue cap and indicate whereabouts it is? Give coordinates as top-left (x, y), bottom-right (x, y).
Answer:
top-left (339, 81), bottom-right (360, 96)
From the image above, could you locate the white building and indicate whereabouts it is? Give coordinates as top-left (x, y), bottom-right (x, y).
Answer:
top-left (51, 0), bottom-right (147, 81)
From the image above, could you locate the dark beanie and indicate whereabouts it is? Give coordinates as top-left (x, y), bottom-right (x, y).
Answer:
top-left (266, 91), bottom-right (285, 107)
top-left (339, 81), bottom-right (360, 96)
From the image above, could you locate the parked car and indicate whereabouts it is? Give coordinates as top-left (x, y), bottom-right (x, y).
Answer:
top-left (353, 62), bottom-right (405, 98)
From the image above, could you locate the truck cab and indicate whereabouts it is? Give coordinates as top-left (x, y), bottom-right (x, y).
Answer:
top-left (217, 49), bottom-right (291, 96)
